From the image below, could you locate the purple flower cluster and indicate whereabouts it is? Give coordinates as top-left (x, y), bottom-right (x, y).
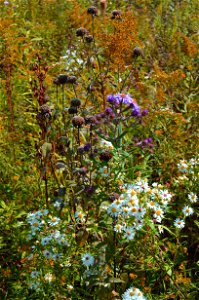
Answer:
top-left (107, 93), bottom-right (143, 117)
top-left (107, 93), bottom-right (134, 105)
top-left (135, 137), bottom-right (154, 149)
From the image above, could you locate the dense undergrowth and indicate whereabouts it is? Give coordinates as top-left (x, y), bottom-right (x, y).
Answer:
top-left (0, 0), bottom-right (198, 299)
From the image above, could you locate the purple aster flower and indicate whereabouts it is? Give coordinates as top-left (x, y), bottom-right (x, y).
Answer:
top-left (142, 109), bottom-right (149, 116)
top-left (107, 95), bottom-right (116, 104)
top-left (4, 1), bottom-right (9, 4)
top-left (107, 93), bottom-right (138, 106)
top-left (131, 107), bottom-right (141, 116)
top-left (84, 143), bottom-right (92, 152)
top-left (147, 137), bottom-right (153, 143)
top-left (105, 107), bottom-right (113, 114)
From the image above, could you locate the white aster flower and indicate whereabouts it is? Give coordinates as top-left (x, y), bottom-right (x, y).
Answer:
top-left (122, 286), bottom-right (146, 300)
top-left (177, 160), bottom-right (188, 173)
top-left (44, 273), bottom-right (54, 283)
top-left (81, 253), bottom-right (94, 267)
top-left (48, 217), bottom-right (60, 226)
top-left (121, 206), bottom-right (129, 217)
top-left (128, 206), bottom-right (139, 217)
top-left (114, 224), bottom-right (124, 233)
top-left (124, 227), bottom-right (135, 240)
top-left (107, 203), bottom-right (121, 217)
top-left (53, 253), bottom-right (62, 260)
top-left (174, 218), bottom-right (185, 229)
top-left (182, 206), bottom-right (194, 217)
top-left (43, 250), bottom-right (53, 259)
top-left (188, 193), bottom-right (198, 203)
top-left (126, 197), bottom-right (139, 207)
top-left (153, 206), bottom-right (164, 220)
top-left (41, 236), bottom-right (51, 246)
top-left (100, 139), bottom-right (114, 149)
top-left (30, 271), bottom-right (40, 278)
top-left (158, 225), bottom-right (164, 234)
top-left (75, 211), bottom-right (85, 222)
top-left (99, 166), bottom-right (110, 177)
top-left (147, 200), bottom-right (157, 209)
top-left (159, 189), bottom-right (173, 201)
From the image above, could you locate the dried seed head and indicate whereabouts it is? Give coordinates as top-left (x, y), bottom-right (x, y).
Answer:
top-left (70, 98), bottom-right (81, 107)
top-left (132, 47), bottom-right (144, 58)
top-left (72, 116), bottom-right (85, 127)
top-left (77, 145), bottom-right (85, 154)
top-left (111, 10), bottom-right (122, 19)
top-left (99, 150), bottom-right (113, 162)
top-left (87, 6), bottom-right (98, 16)
top-left (85, 115), bottom-right (97, 125)
top-left (109, 192), bottom-right (120, 202)
top-left (76, 27), bottom-right (88, 37)
top-left (53, 78), bottom-right (60, 85)
top-left (40, 104), bottom-right (52, 118)
top-left (85, 35), bottom-right (94, 43)
top-left (66, 75), bottom-right (77, 84)
top-left (56, 74), bottom-right (68, 84)
top-left (68, 107), bottom-right (78, 114)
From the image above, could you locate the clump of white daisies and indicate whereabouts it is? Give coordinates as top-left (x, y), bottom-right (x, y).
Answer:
top-left (107, 177), bottom-right (174, 239)
top-left (25, 209), bottom-right (70, 290)
top-left (106, 173), bottom-right (198, 237)
top-left (173, 157), bottom-right (198, 229)
top-left (122, 286), bottom-right (146, 300)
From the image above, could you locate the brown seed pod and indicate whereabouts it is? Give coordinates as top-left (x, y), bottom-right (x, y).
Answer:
top-left (72, 116), bottom-right (85, 127)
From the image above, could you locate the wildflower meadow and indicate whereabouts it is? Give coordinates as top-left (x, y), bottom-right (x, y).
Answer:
top-left (0, 0), bottom-right (198, 299)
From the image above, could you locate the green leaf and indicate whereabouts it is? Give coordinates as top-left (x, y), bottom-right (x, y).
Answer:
top-left (0, 200), bottom-right (7, 209)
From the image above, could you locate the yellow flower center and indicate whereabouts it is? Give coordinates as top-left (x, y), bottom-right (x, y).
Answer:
top-left (130, 189), bottom-right (136, 196)
top-left (131, 207), bottom-right (137, 213)
top-left (111, 207), bottom-right (117, 213)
